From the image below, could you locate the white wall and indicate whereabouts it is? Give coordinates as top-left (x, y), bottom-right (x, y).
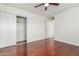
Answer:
top-left (0, 4), bottom-right (51, 48)
top-left (0, 12), bottom-right (16, 48)
top-left (55, 6), bottom-right (79, 46)
top-left (27, 15), bottom-right (47, 42)
top-left (0, 12), bottom-right (2, 48)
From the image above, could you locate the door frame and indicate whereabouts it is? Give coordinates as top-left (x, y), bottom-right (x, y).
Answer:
top-left (16, 16), bottom-right (27, 44)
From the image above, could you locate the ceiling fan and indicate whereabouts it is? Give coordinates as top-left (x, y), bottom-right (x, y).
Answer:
top-left (34, 3), bottom-right (59, 11)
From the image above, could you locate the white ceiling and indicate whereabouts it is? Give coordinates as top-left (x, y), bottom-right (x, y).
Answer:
top-left (2, 3), bottom-right (79, 18)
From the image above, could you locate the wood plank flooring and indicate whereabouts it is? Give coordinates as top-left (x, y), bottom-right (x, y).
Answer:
top-left (0, 38), bottom-right (79, 56)
top-left (55, 41), bottom-right (79, 56)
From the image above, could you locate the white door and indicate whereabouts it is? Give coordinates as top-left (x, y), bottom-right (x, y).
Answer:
top-left (17, 16), bottom-right (26, 43)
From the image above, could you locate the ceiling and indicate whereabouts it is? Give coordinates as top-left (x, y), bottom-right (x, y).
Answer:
top-left (2, 3), bottom-right (79, 18)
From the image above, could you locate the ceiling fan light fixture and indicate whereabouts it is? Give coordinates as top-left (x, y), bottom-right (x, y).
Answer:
top-left (44, 3), bottom-right (49, 7)
top-left (34, 3), bottom-right (59, 11)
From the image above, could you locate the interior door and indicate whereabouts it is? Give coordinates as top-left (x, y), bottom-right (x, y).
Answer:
top-left (16, 16), bottom-right (27, 56)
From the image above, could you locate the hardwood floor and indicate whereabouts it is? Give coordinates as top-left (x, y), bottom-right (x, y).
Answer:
top-left (0, 38), bottom-right (79, 56)
top-left (27, 38), bottom-right (54, 56)
top-left (55, 41), bottom-right (79, 56)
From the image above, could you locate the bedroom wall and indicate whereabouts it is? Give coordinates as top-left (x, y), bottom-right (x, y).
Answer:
top-left (0, 4), bottom-right (51, 48)
top-left (0, 12), bottom-right (16, 48)
top-left (55, 6), bottom-right (79, 46)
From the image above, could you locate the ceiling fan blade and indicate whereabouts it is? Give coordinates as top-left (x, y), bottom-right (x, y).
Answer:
top-left (49, 3), bottom-right (59, 6)
top-left (34, 3), bottom-right (44, 8)
top-left (45, 7), bottom-right (47, 11)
